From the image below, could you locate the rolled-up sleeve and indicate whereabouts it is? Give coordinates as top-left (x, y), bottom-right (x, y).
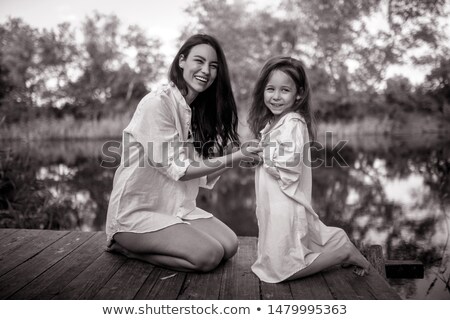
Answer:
top-left (199, 175), bottom-right (220, 189)
top-left (262, 119), bottom-right (304, 189)
top-left (125, 94), bottom-right (192, 181)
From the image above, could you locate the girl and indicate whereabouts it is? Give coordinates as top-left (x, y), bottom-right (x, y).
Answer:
top-left (248, 57), bottom-right (370, 283)
top-left (106, 34), bottom-right (262, 272)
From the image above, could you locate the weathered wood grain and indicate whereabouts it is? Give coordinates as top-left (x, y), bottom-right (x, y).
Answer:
top-left (95, 259), bottom-right (154, 299)
top-left (53, 251), bottom-right (127, 299)
top-left (289, 272), bottom-right (334, 300)
top-left (0, 231), bottom-right (93, 299)
top-left (0, 230), bottom-right (402, 300)
top-left (339, 267), bottom-right (375, 299)
top-left (367, 245), bottom-right (387, 279)
top-left (322, 266), bottom-right (362, 299)
top-left (219, 236), bottom-right (260, 299)
top-left (362, 270), bottom-right (402, 300)
top-left (0, 228), bottom-right (19, 241)
top-left (10, 232), bottom-right (105, 299)
top-left (261, 281), bottom-right (292, 299)
top-left (0, 229), bottom-right (68, 277)
top-left (135, 268), bottom-right (186, 299)
top-left (178, 264), bottom-right (224, 299)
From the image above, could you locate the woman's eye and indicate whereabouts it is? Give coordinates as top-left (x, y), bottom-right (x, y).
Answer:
top-left (210, 65), bottom-right (218, 70)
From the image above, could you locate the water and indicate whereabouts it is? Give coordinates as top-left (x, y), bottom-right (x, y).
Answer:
top-left (0, 133), bottom-right (449, 299)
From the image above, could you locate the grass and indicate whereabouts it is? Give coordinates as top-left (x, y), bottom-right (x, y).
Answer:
top-left (0, 114), bottom-right (131, 140)
top-left (318, 114), bottom-right (450, 137)
top-left (0, 149), bottom-right (80, 229)
top-left (1, 112), bottom-right (449, 141)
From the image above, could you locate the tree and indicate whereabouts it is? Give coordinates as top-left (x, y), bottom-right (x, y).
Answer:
top-left (0, 18), bottom-right (39, 122)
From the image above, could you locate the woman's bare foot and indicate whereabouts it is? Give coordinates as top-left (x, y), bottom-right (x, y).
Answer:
top-left (107, 241), bottom-right (137, 259)
top-left (341, 242), bottom-right (371, 276)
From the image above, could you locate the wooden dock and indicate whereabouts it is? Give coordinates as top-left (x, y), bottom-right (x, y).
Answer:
top-left (0, 229), bottom-right (401, 300)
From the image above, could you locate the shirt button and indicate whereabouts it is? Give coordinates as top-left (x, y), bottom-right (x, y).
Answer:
top-left (169, 81), bottom-right (175, 87)
top-left (187, 121), bottom-right (190, 127)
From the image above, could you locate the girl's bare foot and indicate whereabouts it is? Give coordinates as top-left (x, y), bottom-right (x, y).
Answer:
top-left (342, 242), bottom-right (371, 276)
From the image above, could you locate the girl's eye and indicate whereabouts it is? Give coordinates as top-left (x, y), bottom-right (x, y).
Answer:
top-left (265, 87), bottom-right (274, 91)
top-left (282, 89), bottom-right (290, 92)
top-left (210, 65), bottom-right (218, 70)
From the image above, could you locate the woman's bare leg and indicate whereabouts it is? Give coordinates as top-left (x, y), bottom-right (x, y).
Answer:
top-left (110, 223), bottom-right (225, 272)
top-left (187, 217), bottom-right (238, 260)
top-left (286, 241), bottom-right (371, 281)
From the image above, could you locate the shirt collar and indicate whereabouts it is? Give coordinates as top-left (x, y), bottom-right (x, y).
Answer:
top-left (168, 81), bottom-right (191, 111)
top-left (260, 112), bottom-right (305, 135)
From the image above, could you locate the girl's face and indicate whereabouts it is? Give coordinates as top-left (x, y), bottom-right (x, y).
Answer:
top-left (179, 44), bottom-right (218, 102)
top-left (264, 70), bottom-right (300, 119)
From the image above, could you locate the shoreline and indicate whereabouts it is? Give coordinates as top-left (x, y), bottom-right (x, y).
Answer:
top-left (1, 114), bottom-right (449, 141)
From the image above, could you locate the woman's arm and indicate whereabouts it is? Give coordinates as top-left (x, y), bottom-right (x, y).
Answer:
top-left (179, 146), bottom-right (262, 181)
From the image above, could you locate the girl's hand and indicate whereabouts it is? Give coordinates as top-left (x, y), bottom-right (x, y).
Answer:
top-left (238, 141), bottom-right (264, 165)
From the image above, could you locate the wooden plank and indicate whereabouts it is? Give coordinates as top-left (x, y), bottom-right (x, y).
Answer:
top-left (366, 245), bottom-right (387, 279)
top-left (321, 266), bottom-right (361, 299)
top-left (361, 270), bottom-right (401, 300)
top-left (53, 251), bottom-right (127, 299)
top-left (0, 229), bottom-right (44, 256)
top-left (219, 237), bottom-right (260, 299)
top-left (261, 281), bottom-right (292, 300)
top-left (339, 267), bottom-right (375, 299)
top-left (290, 272), bottom-right (334, 300)
top-left (11, 232), bottom-right (106, 299)
top-left (0, 228), bottom-right (19, 241)
top-left (178, 264), bottom-right (224, 299)
top-left (135, 268), bottom-right (186, 299)
top-left (0, 229), bottom-right (68, 277)
top-left (0, 231), bottom-right (93, 299)
top-left (94, 259), bottom-right (154, 299)
top-left (385, 260), bottom-right (424, 278)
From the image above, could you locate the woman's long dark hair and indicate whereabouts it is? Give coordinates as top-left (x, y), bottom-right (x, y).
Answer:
top-left (169, 34), bottom-right (239, 158)
top-left (248, 57), bottom-right (316, 141)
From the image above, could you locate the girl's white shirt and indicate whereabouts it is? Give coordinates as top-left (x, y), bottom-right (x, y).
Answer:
top-left (251, 112), bottom-right (347, 283)
top-left (106, 82), bottom-right (218, 246)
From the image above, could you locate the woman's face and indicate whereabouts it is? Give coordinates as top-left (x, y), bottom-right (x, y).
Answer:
top-left (264, 70), bottom-right (300, 119)
top-left (179, 44), bottom-right (218, 102)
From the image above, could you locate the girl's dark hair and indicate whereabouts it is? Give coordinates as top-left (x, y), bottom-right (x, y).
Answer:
top-left (248, 56), bottom-right (316, 141)
top-left (169, 34), bottom-right (239, 158)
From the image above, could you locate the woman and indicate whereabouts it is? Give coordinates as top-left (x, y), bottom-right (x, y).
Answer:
top-left (106, 34), bottom-right (262, 272)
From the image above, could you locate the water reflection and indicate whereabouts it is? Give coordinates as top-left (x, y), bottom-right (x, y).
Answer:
top-left (0, 134), bottom-right (449, 299)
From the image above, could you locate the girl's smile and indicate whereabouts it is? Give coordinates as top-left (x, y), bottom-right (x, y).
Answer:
top-left (264, 70), bottom-right (300, 121)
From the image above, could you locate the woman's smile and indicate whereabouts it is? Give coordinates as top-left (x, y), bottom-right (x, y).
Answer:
top-left (179, 43), bottom-right (218, 103)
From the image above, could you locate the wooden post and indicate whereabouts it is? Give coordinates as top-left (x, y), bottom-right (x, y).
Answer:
top-left (366, 245), bottom-right (387, 279)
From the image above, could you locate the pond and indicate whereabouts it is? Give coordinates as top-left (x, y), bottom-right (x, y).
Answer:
top-left (1, 133), bottom-right (449, 299)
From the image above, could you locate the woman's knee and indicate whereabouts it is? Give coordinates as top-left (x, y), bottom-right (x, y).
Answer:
top-left (222, 232), bottom-right (238, 260)
top-left (191, 242), bottom-right (224, 272)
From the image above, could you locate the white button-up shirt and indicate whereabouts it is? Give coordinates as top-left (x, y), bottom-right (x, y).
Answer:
top-left (251, 112), bottom-right (348, 283)
top-left (106, 83), bottom-right (218, 245)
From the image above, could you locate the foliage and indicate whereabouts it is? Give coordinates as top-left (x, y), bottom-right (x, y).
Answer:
top-left (0, 149), bottom-right (80, 229)
top-left (180, 0), bottom-right (450, 122)
top-left (0, 1), bottom-right (449, 129)
top-left (0, 13), bottom-right (165, 123)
